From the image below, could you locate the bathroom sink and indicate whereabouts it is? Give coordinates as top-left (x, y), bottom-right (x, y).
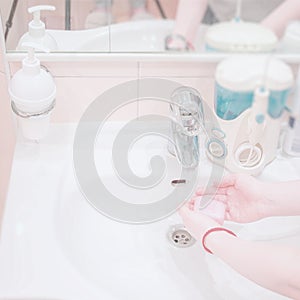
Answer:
top-left (0, 123), bottom-right (299, 300)
top-left (54, 168), bottom-right (217, 300)
top-left (54, 122), bottom-right (219, 299)
top-left (48, 20), bottom-right (206, 52)
top-left (0, 122), bottom-right (218, 300)
top-left (53, 123), bottom-right (300, 300)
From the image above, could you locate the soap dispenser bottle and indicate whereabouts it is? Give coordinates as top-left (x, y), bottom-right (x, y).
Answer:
top-left (17, 5), bottom-right (58, 51)
top-left (9, 42), bottom-right (56, 140)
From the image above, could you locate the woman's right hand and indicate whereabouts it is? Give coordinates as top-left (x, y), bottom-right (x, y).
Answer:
top-left (196, 174), bottom-right (271, 223)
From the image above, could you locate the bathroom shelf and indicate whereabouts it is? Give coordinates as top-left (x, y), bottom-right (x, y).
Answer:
top-left (5, 52), bottom-right (300, 64)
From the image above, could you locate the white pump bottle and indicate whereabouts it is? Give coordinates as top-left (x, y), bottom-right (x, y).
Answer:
top-left (9, 42), bottom-right (56, 140)
top-left (17, 5), bottom-right (58, 51)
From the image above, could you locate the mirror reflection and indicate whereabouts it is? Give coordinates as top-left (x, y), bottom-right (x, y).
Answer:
top-left (1, 0), bottom-right (300, 53)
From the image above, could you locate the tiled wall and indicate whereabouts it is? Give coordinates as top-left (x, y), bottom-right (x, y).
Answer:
top-left (9, 60), bottom-right (216, 123)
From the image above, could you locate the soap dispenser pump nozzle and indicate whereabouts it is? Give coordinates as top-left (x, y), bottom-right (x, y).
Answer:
top-left (16, 5), bottom-right (58, 51)
top-left (21, 42), bottom-right (49, 75)
top-left (27, 5), bottom-right (55, 38)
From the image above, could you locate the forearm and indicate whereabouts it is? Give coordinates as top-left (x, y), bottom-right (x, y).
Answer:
top-left (261, 0), bottom-right (300, 38)
top-left (206, 231), bottom-right (300, 299)
top-left (173, 0), bottom-right (207, 43)
top-left (263, 180), bottom-right (300, 217)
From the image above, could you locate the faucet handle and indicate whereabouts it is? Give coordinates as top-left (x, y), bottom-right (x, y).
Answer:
top-left (170, 87), bottom-right (204, 136)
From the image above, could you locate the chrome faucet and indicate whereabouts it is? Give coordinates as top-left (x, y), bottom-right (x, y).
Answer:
top-left (169, 87), bottom-right (204, 168)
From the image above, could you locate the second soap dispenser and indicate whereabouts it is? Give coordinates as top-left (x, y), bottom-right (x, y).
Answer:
top-left (17, 5), bottom-right (58, 51)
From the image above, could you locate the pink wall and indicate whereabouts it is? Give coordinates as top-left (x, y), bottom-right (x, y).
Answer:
top-left (0, 53), bottom-right (16, 228)
top-left (9, 60), bottom-right (216, 123)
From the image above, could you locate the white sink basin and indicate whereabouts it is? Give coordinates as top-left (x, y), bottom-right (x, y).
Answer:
top-left (53, 122), bottom-right (218, 299)
top-left (54, 167), bottom-right (218, 300)
top-left (0, 123), bottom-right (299, 300)
top-left (47, 20), bottom-right (206, 52)
top-left (0, 123), bottom-right (218, 300)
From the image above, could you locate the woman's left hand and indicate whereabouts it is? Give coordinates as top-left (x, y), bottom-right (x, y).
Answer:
top-left (179, 200), bottom-right (222, 241)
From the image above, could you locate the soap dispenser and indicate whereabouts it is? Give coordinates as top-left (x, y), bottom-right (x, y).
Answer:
top-left (9, 42), bottom-right (56, 140)
top-left (17, 5), bottom-right (58, 51)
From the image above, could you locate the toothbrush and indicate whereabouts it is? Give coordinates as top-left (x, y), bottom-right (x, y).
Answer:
top-left (248, 56), bottom-right (272, 146)
top-left (243, 57), bottom-right (272, 166)
top-left (244, 86), bottom-right (269, 166)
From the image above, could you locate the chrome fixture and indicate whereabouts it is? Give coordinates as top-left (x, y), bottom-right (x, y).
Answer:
top-left (167, 224), bottom-right (196, 248)
top-left (65, 0), bottom-right (71, 30)
top-left (11, 100), bottom-right (56, 119)
top-left (169, 87), bottom-right (204, 168)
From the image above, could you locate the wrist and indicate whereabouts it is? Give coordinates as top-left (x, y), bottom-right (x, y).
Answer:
top-left (202, 227), bottom-right (237, 254)
top-left (259, 182), bottom-right (282, 218)
top-left (165, 34), bottom-right (194, 51)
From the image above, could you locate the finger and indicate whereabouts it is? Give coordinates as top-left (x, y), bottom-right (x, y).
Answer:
top-left (225, 211), bottom-right (232, 221)
top-left (213, 194), bottom-right (228, 204)
top-left (188, 200), bottom-right (195, 210)
top-left (195, 187), bottom-right (214, 196)
top-left (216, 174), bottom-right (237, 188)
top-left (196, 187), bottom-right (228, 196)
top-left (193, 194), bottom-right (227, 206)
top-left (196, 198), bottom-right (227, 211)
top-left (182, 199), bottom-right (195, 210)
top-left (196, 185), bottom-right (220, 195)
top-left (179, 205), bottom-right (191, 219)
top-left (189, 198), bottom-right (196, 206)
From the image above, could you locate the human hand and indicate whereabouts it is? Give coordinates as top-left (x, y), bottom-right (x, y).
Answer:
top-left (196, 174), bottom-right (270, 223)
top-left (165, 34), bottom-right (194, 51)
top-left (179, 200), bottom-right (222, 241)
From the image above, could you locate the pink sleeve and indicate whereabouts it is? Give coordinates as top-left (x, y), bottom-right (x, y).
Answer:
top-left (261, 0), bottom-right (300, 37)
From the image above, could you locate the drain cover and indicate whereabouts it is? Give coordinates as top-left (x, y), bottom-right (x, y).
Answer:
top-left (168, 225), bottom-right (196, 248)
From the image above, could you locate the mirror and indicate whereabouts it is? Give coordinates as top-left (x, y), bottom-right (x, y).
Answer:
top-left (1, 0), bottom-right (300, 54)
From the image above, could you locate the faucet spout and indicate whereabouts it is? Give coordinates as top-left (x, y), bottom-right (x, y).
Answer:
top-left (169, 87), bottom-right (204, 168)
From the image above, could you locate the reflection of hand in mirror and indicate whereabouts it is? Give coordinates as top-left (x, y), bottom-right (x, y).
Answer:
top-left (131, 0), bottom-right (154, 21)
top-left (85, 0), bottom-right (111, 29)
top-left (165, 34), bottom-right (194, 51)
top-left (170, 0), bottom-right (208, 51)
top-left (85, 0), bottom-right (154, 29)
top-left (261, 0), bottom-right (300, 38)
top-left (169, 0), bottom-right (300, 52)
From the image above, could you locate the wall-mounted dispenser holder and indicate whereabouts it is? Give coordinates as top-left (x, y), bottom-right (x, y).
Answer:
top-left (206, 56), bottom-right (294, 175)
top-left (9, 42), bottom-right (56, 140)
top-left (17, 5), bottom-right (58, 51)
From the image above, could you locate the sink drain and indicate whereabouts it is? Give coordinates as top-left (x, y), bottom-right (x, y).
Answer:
top-left (168, 225), bottom-right (196, 248)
